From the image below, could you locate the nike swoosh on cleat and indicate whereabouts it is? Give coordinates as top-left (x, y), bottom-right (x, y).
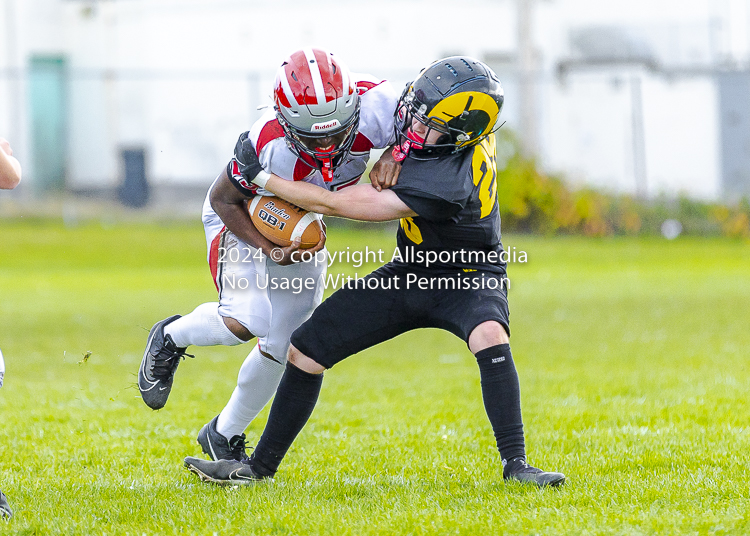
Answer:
top-left (139, 369), bottom-right (159, 389)
top-left (229, 468), bottom-right (254, 481)
top-left (207, 438), bottom-right (218, 461)
top-left (139, 331), bottom-right (160, 388)
top-left (139, 370), bottom-right (159, 390)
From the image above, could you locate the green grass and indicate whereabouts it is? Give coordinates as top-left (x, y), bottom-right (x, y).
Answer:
top-left (1, 220), bottom-right (749, 535)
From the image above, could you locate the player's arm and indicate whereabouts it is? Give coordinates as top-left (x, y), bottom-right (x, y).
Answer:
top-left (211, 132), bottom-right (325, 263)
top-left (238, 133), bottom-right (414, 222)
top-left (260, 174), bottom-right (416, 222)
top-left (0, 138), bottom-right (22, 190)
top-left (209, 168), bottom-right (279, 255)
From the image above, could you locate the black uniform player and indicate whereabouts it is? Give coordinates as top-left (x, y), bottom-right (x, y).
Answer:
top-left (184, 57), bottom-right (565, 488)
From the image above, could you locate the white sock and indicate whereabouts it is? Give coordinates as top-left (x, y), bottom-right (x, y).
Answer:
top-left (216, 345), bottom-right (285, 438)
top-left (164, 302), bottom-right (244, 348)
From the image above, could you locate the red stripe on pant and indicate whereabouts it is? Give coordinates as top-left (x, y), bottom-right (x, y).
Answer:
top-left (209, 226), bottom-right (227, 293)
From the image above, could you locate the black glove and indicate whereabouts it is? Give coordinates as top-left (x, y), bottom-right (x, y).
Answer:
top-left (225, 132), bottom-right (270, 195)
top-left (233, 131), bottom-right (265, 181)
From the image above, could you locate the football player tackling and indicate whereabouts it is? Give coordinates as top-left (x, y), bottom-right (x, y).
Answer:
top-left (138, 49), bottom-right (399, 462)
top-left (184, 57), bottom-right (565, 487)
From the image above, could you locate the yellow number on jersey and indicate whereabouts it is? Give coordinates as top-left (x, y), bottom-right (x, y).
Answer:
top-left (400, 217), bottom-right (423, 244)
top-left (471, 134), bottom-right (498, 219)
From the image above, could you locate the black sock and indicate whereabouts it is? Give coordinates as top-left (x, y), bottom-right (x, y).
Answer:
top-left (475, 344), bottom-right (526, 462)
top-left (250, 362), bottom-right (323, 477)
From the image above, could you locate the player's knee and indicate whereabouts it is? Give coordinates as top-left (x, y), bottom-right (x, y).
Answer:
top-left (222, 314), bottom-right (270, 342)
top-left (288, 344), bottom-right (325, 374)
top-left (222, 316), bottom-right (253, 341)
top-left (468, 320), bottom-right (509, 354)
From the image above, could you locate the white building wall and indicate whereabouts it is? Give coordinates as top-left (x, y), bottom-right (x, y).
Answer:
top-left (642, 77), bottom-right (720, 199)
top-left (0, 0), bottom-right (740, 200)
top-left (543, 73), bottom-right (634, 192)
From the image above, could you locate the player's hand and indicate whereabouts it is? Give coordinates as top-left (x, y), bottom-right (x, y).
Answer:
top-left (0, 138), bottom-right (12, 156)
top-left (369, 148), bottom-right (401, 191)
top-left (272, 239), bottom-right (302, 266)
top-left (309, 228), bottom-right (326, 254)
top-left (272, 229), bottom-right (326, 266)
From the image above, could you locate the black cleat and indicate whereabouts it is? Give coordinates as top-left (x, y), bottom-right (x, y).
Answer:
top-left (0, 490), bottom-right (11, 519)
top-left (138, 315), bottom-right (193, 410)
top-left (503, 458), bottom-right (566, 488)
top-left (197, 416), bottom-right (250, 462)
top-left (184, 457), bottom-right (268, 486)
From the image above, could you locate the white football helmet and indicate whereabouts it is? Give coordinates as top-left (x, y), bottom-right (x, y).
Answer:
top-left (273, 48), bottom-right (360, 181)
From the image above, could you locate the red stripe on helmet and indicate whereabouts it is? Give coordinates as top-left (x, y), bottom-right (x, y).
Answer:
top-left (283, 50), bottom-right (317, 106)
top-left (312, 49), bottom-right (345, 103)
top-left (274, 75), bottom-right (292, 108)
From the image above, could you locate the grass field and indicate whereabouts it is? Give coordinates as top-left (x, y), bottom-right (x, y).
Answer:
top-left (1, 219), bottom-right (749, 535)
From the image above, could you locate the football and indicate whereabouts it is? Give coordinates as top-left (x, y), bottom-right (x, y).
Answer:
top-left (248, 195), bottom-right (324, 249)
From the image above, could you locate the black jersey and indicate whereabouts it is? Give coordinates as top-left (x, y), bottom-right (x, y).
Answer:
top-left (390, 135), bottom-right (505, 274)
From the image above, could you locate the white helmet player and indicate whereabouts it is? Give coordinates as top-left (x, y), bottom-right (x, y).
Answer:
top-left (273, 48), bottom-right (360, 182)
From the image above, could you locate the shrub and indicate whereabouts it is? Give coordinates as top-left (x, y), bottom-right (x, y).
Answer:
top-left (496, 131), bottom-right (750, 239)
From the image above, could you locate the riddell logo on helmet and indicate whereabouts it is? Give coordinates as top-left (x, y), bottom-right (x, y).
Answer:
top-left (312, 120), bottom-right (341, 131)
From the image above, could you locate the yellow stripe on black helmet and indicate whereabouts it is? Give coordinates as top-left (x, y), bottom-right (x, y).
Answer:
top-left (394, 56), bottom-right (504, 159)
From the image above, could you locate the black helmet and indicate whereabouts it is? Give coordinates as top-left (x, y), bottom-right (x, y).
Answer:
top-left (393, 56), bottom-right (504, 160)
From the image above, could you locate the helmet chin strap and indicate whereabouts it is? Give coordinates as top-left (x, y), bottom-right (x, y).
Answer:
top-left (316, 147), bottom-right (335, 182)
top-left (392, 129), bottom-right (425, 162)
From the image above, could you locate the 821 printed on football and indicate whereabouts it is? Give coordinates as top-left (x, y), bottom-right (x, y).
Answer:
top-left (248, 195), bottom-right (324, 249)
